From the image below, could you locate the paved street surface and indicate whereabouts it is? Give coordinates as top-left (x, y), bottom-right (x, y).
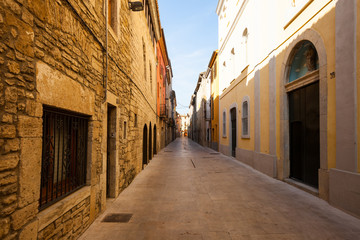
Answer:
top-left (80, 137), bottom-right (360, 240)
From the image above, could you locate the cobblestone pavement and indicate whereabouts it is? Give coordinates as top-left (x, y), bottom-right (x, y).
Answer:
top-left (80, 137), bottom-right (360, 240)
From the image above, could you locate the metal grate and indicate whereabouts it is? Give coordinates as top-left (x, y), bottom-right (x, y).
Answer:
top-left (40, 107), bottom-right (88, 210)
top-left (102, 213), bottom-right (133, 223)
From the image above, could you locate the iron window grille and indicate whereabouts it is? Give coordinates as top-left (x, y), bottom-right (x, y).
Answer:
top-left (40, 107), bottom-right (88, 210)
top-left (242, 101), bottom-right (249, 136)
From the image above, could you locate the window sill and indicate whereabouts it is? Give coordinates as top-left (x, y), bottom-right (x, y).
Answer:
top-left (241, 135), bottom-right (250, 139)
top-left (37, 186), bottom-right (91, 231)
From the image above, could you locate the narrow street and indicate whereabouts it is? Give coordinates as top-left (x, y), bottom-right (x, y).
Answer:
top-left (80, 137), bottom-right (360, 240)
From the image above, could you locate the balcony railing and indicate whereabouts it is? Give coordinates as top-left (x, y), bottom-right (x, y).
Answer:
top-left (160, 104), bottom-right (167, 118)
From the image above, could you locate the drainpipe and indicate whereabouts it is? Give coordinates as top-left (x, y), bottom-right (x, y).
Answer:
top-left (103, 0), bottom-right (109, 103)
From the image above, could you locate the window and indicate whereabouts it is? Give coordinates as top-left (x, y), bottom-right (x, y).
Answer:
top-left (211, 97), bottom-right (214, 120)
top-left (134, 114), bottom-right (138, 127)
top-left (143, 40), bottom-right (146, 80)
top-left (222, 111), bottom-right (226, 137)
top-left (242, 98), bottom-right (250, 138)
top-left (108, 0), bottom-right (119, 35)
top-left (40, 107), bottom-right (88, 209)
top-left (149, 62), bottom-right (152, 92)
top-left (289, 41), bottom-right (318, 82)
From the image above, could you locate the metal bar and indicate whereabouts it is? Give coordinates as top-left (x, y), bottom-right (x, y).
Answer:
top-left (60, 113), bottom-right (65, 198)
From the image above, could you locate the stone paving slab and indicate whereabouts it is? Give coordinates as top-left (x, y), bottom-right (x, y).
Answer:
top-left (79, 138), bottom-right (360, 240)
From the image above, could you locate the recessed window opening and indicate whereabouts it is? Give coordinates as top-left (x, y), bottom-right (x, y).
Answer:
top-left (242, 101), bottom-right (249, 136)
top-left (40, 107), bottom-right (88, 209)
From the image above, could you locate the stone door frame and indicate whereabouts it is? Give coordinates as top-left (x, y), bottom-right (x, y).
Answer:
top-left (280, 28), bottom-right (328, 198)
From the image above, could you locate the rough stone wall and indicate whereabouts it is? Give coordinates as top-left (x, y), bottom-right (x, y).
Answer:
top-left (0, 0), bottom-right (164, 239)
top-left (37, 197), bottom-right (90, 240)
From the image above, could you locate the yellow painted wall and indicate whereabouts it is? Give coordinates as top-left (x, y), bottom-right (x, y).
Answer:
top-left (212, 56), bottom-right (220, 144)
top-left (220, 72), bottom-right (254, 151)
top-left (312, 6), bottom-right (336, 170)
top-left (275, 50), bottom-right (285, 179)
top-left (260, 64), bottom-right (269, 154)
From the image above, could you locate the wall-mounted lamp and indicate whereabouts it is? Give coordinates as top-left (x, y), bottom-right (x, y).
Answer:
top-left (129, 1), bottom-right (144, 11)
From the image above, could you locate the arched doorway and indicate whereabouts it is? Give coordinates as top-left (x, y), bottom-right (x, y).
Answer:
top-left (143, 124), bottom-right (148, 168)
top-left (230, 107), bottom-right (237, 157)
top-left (287, 40), bottom-right (320, 188)
top-left (153, 125), bottom-right (157, 155)
top-left (149, 123), bottom-right (152, 161)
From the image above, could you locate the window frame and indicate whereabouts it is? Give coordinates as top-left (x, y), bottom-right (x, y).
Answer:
top-left (241, 96), bottom-right (250, 139)
top-left (40, 106), bottom-right (89, 210)
top-left (107, 0), bottom-right (120, 38)
top-left (222, 109), bottom-right (227, 137)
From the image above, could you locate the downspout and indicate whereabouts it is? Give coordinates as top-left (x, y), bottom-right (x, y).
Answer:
top-left (104, 0), bottom-right (109, 103)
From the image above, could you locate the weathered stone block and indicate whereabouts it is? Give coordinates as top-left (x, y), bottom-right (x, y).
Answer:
top-left (17, 103), bottom-right (26, 111)
top-left (5, 87), bottom-right (18, 103)
top-left (19, 138), bottom-right (42, 208)
top-left (19, 220), bottom-right (38, 240)
top-left (0, 153), bottom-right (19, 171)
top-left (0, 218), bottom-right (10, 239)
top-left (5, 102), bottom-right (17, 114)
top-left (38, 223), bottom-right (54, 240)
top-left (5, 10), bottom-right (34, 57)
top-left (0, 183), bottom-right (17, 196)
top-left (3, 138), bottom-right (20, 153)
top-left (1, 203), bottom-right (17, 217)
top-left (21, 9), bottom-right (34, 26)
top-left (25, 100), bottom-right (42, 117)
top-left (17, 116), bottom-right (42, 137)
top-left (4, 0), bottom-right (21, 14)
top-left (3, 233), bottom-right (17, 240)
top-left (62, 219), bottom-right (73, 234)
top-left (0, 125), bottom-right (16, 138)
top-left (72, 213), bottom-right (83, 232)
top-left (1, 194), bottom-right (17, 205)
top-left (10, 202), bottom-right (38, 230)
top-left (0, 171), bottom-right (16, 186)
top-left (2, 114), bottom-right (14, 123)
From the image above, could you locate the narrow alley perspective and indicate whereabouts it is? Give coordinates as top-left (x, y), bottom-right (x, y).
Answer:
top-left (2, 0), bottom-right (360, 239)
top-left (80, 137), bottom-right (360, 240)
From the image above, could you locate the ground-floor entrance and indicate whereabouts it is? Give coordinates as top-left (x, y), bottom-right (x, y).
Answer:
top-left (289, 81), bottom-right (320, 188)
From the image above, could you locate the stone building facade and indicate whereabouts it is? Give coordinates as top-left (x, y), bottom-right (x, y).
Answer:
top-left (0, 0), bottom-right (168, 239)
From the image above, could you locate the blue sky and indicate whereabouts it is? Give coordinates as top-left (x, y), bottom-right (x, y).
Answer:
top-left (157, 0), bottom-right (219, 115)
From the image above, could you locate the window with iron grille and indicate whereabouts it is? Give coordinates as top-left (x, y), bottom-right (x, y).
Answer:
top-left (222, 111), bottom-right (226, 137)
top-left (242, 100), bottom-right (249, 138)
top-left (40, 107), bottom-right (88, 210)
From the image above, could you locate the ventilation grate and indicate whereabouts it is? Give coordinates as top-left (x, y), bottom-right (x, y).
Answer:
top-left (102, 213), bottom-right (133, 223)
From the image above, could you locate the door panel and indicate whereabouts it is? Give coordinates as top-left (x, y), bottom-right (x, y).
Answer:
top-left (289, 81), bottom-right (319, 188)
